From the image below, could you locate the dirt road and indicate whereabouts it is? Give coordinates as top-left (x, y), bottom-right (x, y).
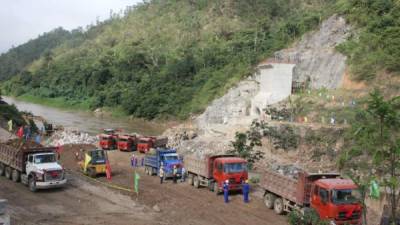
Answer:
top-left (1, 144), bottom-right (288, 225)
top-left (60, 146), bottom-right (288, 225)
top-left (0, 174), bottom-right (156, 225)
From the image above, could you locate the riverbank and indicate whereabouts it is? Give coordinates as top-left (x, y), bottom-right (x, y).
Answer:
top-left (2, 96), bottom-right (176, 135)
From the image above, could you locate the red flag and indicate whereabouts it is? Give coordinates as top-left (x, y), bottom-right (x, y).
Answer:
top-left (106, 160), bottom-right (112, 180)
top-left (56, 143), bottom-right (63, 160)
top-left (16, 127), bottom-right (24, 138)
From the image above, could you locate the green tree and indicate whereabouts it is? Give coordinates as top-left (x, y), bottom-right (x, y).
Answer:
top-left (339, 90), bottom-right (400, 224)
top-left (228, 120), bottom-right (265, 168)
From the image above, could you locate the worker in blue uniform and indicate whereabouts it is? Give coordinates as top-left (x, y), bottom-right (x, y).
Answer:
top-left (242, 180), bottom-right (250, 203)
top-left (223, 180), bottom-right (229, 203)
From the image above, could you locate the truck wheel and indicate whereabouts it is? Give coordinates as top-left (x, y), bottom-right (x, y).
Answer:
top-left (88, 167), bottom-right (96, 178)
top-left (4, 167), bottom-right (12, 179)
top-left (187, 174), bottom-right (194, 185)
top-left (193, 176), bottom-right (200, 188)
top-left (11, 169), bottom-right (20, 182)
top-left (29, 176), bottom-right (37, 192)
top-left (264, 193), bottom-right (276, 209)
top-left (0, 163), bottom-right (5, 176)
top-left (274, 198), bottom-right (284, 215)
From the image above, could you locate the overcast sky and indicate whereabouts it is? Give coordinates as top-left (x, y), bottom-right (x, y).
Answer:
top-left (0, 0), bottom-right (142, 53)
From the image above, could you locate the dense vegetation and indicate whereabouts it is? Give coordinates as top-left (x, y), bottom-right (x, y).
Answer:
top-left (336, 0), bottom-right (400, 80)
top-left (0, 0), bottom-right (333, 119)
top-left (0, 28), bottom-right (81, 81)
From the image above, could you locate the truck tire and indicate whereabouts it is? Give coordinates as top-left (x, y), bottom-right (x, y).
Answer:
top-left (28, 176), bottom-right (37, 192)
top-left (188, 174), bottom-right (194, 185)
top-left (193, 176), bottom-right (200, 188)
top-left (264, 193), bottom-right (276, 209)
top-left (0, 163), bottom-right (5, 176)
top-left (4, 166), bottom-right (12, 180)
top-left (11, 169), bottom-right (20, 182)
top-left (274, 198), bottom-right (284, 215)
top-left (88, 167), bottom-right (96, 178)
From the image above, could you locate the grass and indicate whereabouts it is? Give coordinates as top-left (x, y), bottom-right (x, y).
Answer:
top-left (17, 94), bottom-right (91, 111)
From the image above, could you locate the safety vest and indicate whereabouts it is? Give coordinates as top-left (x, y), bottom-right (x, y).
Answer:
top-left (159, 168), bottom-right (164, 177)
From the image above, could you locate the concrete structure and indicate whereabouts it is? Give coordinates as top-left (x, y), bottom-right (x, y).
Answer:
top-left (0, 199), bottom-right (10, 225)
top-left (251, 63), bottom-right (295, 117)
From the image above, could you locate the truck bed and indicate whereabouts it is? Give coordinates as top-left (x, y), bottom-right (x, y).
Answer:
top-left (144, 155), bottom-right (158, 168)
top-left (185, 155), bottom-right (210, 178)
top-left (260, 169), bottom-right (299, 204)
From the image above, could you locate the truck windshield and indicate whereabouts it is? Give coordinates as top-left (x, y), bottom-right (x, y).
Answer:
top-left (34, 154), bottom-right (56, 164)
top-left (163, 154), bottom-right (178, 161)
top-left (224, 163), bottom-right (247, 173)
top-left (332, 189), bottom-right (360, 204)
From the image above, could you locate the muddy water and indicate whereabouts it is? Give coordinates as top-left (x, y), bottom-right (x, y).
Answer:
top-left (3, 96), bottom-right (167, 135)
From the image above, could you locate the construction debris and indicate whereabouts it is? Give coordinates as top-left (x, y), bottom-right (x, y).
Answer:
top-left (45, 130), bottom-right (98, 146)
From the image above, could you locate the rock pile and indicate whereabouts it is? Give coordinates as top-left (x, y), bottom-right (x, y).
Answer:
top-left (45, 130), bottom-right (98, 146)
top-left (270, 164), bottom-right (302, 180)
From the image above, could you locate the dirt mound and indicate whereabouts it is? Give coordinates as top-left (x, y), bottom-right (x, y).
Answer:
top-left (59, 144), bottom-right (96, 171)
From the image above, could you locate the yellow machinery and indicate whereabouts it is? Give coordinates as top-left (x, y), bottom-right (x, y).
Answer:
top-left (79, 149), bottom-right (108, 178)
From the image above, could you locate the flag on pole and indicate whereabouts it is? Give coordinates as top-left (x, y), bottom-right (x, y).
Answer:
top-left (134, 172), bottom-right (140, 193)
top-left (106, 160), bottom-right (112, 180)
top-left (56, 143), bottom-right (63, 160)
top-left (370, 180), bottom-right (380, 199)
top-left (7, 120), bottom-right (12, 132)
top-left (84, 153), bottom-right (92, 173)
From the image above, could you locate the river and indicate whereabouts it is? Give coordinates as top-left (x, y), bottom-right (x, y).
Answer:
top-left (2, 96), bottom-right (168, 135)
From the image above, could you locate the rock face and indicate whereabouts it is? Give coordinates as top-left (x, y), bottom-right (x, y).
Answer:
top-left (275, 15), bottom-right (351, 89)
top-left (166, 15), bottom-right (351, 155)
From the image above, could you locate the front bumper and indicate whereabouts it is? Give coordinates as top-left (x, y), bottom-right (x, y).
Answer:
top-left (36, 179), bottom-right (67, 189)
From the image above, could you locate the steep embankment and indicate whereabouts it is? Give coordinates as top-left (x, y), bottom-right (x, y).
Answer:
top-left (165, 14), bottom-right (352, 158)
top-left (1, 0), bottom-right (334, 119)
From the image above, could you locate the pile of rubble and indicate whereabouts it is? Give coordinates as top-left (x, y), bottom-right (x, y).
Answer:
top-left (45, 130), bottom-right (98, 146)
top-left (270, 164), bottom-right (302, 179)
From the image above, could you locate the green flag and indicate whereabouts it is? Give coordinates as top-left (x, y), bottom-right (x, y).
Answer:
top-left (134, 172), bottom-right (140, 193)
top-left (370, 180), bottom-right (380, 199)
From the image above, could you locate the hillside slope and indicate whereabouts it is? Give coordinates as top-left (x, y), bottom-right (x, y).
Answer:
top-left (1, 0), bottom-right (333, 119)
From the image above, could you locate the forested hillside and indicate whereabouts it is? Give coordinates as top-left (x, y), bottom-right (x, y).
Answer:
top-left (3, 0), bottom-right (397, 120)
top-left (0, 0), bottom-right (333, 119)
top-left (0, 28), bottom-right (80, 81)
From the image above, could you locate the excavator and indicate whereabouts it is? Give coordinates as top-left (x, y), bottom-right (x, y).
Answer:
top-left (22, 115), bottom-right (63, 136)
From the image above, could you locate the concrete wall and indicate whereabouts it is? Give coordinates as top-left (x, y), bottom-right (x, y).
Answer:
top-left (251, 63), bottom-right (295, 117)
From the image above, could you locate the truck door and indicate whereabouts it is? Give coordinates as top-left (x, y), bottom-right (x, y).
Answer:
top-left (26, 155), bottom-right (34, 174)
top-left (213, 161), bottom-right (223, 185)
top-left (311, 185), bottom-right (330, 219)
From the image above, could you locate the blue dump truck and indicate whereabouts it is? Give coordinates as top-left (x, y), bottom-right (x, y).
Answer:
top-left (144, 148), bottom-right (183, 178)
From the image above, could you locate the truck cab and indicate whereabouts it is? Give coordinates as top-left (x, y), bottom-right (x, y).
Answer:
top-left (99, 134), bottom-right (117, 150)
top-left (213, 157), bottom-right (248, 192)
top-left (137, 137), bottom-right (154, 153)
top-left (117, 135), bottom-right (136, 151)
top-left (144, 148), bottom-right (183, 177)
top-left (24, 152), bottom-right (66, 192)
top-left (311, 179), bottom-right (362, 225)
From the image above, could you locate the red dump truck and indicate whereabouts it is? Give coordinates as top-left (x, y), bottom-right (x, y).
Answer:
top-left (0, 140), bottom-right (66, 192)
top-left (186, 154), bottom-right (248, 194)
top-left (261, 169), bottom-right (362, 225)
top-left (137, 136), bottom-right (168, 153)
top-left (117, 135), bottom-right (137, 151)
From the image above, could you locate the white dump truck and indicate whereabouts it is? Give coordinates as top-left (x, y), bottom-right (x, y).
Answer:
top-left (0, 140), bottom-right (67, 192)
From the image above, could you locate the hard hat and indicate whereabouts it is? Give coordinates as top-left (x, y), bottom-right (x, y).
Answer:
top-left (225, 180), bottom-right (229, 184)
